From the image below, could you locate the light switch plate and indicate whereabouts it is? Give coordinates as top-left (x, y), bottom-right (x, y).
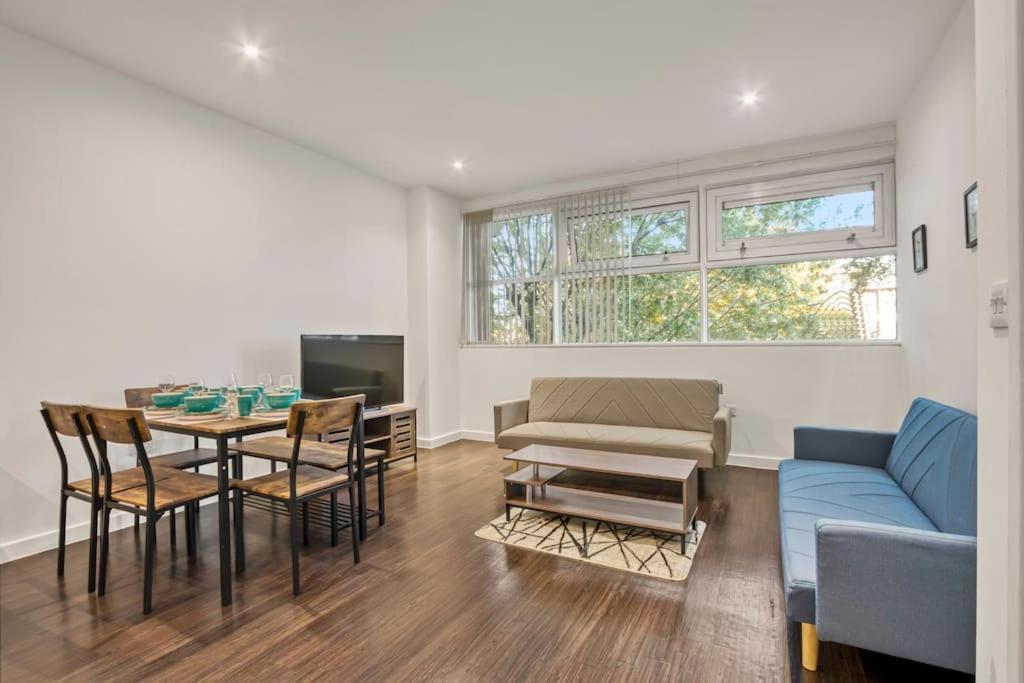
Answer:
top-left (990, 280), bottom-right (1009, 328)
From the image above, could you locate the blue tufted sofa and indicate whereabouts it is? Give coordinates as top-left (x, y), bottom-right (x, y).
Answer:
top-left (778, 398), bottom-right (977, 673)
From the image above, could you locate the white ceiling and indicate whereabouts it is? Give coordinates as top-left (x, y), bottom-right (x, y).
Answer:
top-left (0, 0), bottom-right (964, 199)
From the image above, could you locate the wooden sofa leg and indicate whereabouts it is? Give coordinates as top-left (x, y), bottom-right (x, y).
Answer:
top-left (801, 623), bottom-right (819, 671)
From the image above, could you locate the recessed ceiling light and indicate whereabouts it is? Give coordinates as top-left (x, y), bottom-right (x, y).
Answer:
top-left (740, 91), bottom-right (760, 107)
top-left (451, 160), bottom-right (465, 171)
top-left (241, 43), bottom-right (262, 60)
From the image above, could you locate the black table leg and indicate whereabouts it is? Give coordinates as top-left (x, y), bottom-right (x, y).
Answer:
top-left (233, 436), bottom-right (245, 575)
top-left (216, 435), bottom-right (232, 606)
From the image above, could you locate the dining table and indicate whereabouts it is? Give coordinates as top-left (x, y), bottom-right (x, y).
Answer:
top-left (144, 410), bottom-right (373, 606)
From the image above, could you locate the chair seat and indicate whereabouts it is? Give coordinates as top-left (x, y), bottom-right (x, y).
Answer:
top-left (149, 447), bottom-right (219, 469)
top-left (497, 421), bottom-right (714, 467)
top-left (110, 469), bottom-right (223, 511)
top-left (230, 436), bottom-right (385, 470)
top-left (68, 465), bottom-right (179, 496)
top-left (234, 465), bottom-right (351, 500)
top-left (778, 458), bottom-right (937, 624)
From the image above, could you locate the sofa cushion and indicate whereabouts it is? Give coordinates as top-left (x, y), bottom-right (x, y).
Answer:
top-left (496, 421), bottom-right (714, 467)
top-left (527, 377), bottom-right (720, 432)
top-left (885, 398), bottom-right (978, 535)
top-left (778, 459), bottom-right (936, 623)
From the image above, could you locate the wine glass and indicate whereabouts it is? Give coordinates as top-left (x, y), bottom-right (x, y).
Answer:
top-left (194, 377), bottom-right (207, 394)
top-left (157, 374), bottom-right (174, 393)
top-left (279, 374), bottom-right (295, 392)
top-left (258, 372), bottom-right (272, 391)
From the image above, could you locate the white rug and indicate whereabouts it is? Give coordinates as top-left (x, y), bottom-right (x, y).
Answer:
top-left (476, 508), bottom-right (706, 581)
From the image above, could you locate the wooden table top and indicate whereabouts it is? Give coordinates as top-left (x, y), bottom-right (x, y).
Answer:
top-left (505, 444), bottom-right (697, 481)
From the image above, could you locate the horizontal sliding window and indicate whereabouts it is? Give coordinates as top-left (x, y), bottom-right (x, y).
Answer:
top-left (707, 255), bottom-right (896, 341)
top-left (707, 164), bottom-right (895, 260)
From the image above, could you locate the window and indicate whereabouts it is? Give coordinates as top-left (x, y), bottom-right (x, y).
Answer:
top-left (707, 164), bottom-right (895, 260)
top-left (567, 193), bottom-right (697, 269)
top-left (463, 164), bottom-right (896, 345)
top-left (707, 256), bottom-right (896, 341)
top-left (463, 206), bottom-right (555, 344)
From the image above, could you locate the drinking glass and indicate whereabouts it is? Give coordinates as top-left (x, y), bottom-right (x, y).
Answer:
top-left (258, 372), bottom-right (273, 391)
top-left (194, 377), bottom-right (207, 394)
top-left (279, 374), bottom-right (295, 392)
top-left (157, 374), bottom-right (174, 393)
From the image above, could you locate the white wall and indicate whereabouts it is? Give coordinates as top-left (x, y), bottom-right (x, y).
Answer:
top-left (406, 186), bottom-right (462, 444)
top-left (973, 0), bottom-right (1023, 679)
top-left (896, 3), bottom-right (977, 412)
top-left (0, 26), bottom-right (408, 560)
top-left (459, 345), bottom-right (905, 461)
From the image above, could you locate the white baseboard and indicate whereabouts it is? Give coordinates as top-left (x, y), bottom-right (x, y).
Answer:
top-left (0, 497), bottom-right (218, 564)
top-left (727, 452), bottom-right (785, 470)
top-left (417, 430), bottom-right (463, 449)
top-left (457, 429), bottom-right (495, 442)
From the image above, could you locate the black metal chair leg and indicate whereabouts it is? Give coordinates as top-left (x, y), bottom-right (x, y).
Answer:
top-left (289, 501), bottom-right (301, 595)
top-left (169, 507), bottom-right (177, 548)
top-left (87, 500), bottom-right (99, 593)
top-left (143, 512), bottom-right (156, 615)
top-left (56, 493), bottom-right (67, 577)
top-left (302, 502), bottom-right (309, 546)
top-left (184, 505), bottom-right (194, 559)
top-left (134, 513), bottom-right (140, 536)
top-left (330, 492), bottom-right (338, 547)
top-left (348, 485), bottom-right (360, 564)
top-left (98, 506), bottom-right (111, 596)
top-left (377, 456), bottom-right (385, 526)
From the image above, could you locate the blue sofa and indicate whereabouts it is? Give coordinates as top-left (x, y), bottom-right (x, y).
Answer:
top-left (778, 397), bottom-right (977, 673)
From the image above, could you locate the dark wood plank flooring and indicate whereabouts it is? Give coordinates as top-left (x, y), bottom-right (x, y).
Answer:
top-left (0, 441), bottom-right (973, 682)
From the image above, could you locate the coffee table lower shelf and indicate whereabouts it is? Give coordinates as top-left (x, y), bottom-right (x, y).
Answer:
top-left (505, 486), bottom-right (692, 536)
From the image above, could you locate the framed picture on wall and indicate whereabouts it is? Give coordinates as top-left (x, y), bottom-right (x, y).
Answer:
top-left (964, 182), bottom-right (978, 248)
top-left (912, 224), bottom-right (928, 273)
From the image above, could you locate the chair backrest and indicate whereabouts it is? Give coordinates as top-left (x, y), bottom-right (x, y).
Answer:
top-left (40, 401), bottom-right (96, 489)
top-left (885, 397), bottom-right (978, 535)
top-left (286, 394), bottom-right (365, 438)
top-left (124, 385), bottom-right (189, 408)
top-left (41, 401), bottom-right (90, 437)
top-left (527, 377), bottom-right (720, 433)
top-left (85, 406), bottom-right (152, 444)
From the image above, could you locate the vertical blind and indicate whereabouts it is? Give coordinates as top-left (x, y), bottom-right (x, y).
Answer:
top-left (559, 188), bottom-right (632, 343)
top-left (462, 188), bottom-right (631, 344)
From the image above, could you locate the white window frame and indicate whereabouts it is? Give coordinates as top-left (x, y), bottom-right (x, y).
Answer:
top-left (705, 164), bottom-right (895, 261)
top-left (563, 191), bottom-right (699, 273)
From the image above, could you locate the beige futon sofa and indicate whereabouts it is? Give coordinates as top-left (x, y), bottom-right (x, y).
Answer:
top-left (494, 377), bottom-right (731, 468)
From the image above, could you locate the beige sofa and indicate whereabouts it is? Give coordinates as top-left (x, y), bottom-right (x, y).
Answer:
top-left (494, 377), bottom-right (731, 468)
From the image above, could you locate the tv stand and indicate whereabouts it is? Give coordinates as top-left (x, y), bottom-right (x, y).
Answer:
top-left (324, 403), bottom-right (417, 466)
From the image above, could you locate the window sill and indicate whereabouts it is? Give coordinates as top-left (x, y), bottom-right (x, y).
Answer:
top-left (461, 340), bottom-right (901, 349)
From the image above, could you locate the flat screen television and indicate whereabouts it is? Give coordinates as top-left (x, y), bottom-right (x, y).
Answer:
top-left (300, 334), bottom-right (404, 409)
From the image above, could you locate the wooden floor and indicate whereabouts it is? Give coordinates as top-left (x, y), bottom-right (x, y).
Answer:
top-left (1, 441), bottom-right (973, 682)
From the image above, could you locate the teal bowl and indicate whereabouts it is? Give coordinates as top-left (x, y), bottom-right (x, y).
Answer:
top-left (184, 394), bottom-right (220, 413)
top-left (239, 386), bottom-right (263, 398)
top-left (292, 388), bottom-right (302, 400)
top-left (265, 392), bottom-right (297, 410)
top-left (152, 392), bottom-right (185, 408)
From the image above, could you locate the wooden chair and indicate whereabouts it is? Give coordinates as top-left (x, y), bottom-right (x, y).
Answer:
top-left (232, 395), bottom-right (365, 595)
top-left (87, 405), bottom-right (222, 614)
top-left (124, 387), bottom-right (221, 542)
top-left (41, 402), bottom-right (102, 592)
top-left (123, 387), bottom-right (219, 470)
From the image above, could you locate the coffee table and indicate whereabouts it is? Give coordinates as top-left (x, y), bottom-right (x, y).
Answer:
top-left (503, 444), bottom-right (699, 554)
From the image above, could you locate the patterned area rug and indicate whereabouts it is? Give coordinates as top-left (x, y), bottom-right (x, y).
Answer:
top-left (476, 508), bottom-right (706, 581)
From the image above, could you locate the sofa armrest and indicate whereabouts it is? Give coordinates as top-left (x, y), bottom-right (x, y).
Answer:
top-left (712, 406), bottom-right (731, 467)
top-left (493, 398), bottom-right (529, 440)
top-left (815, 520), bottom-right (976, 673)
top-left (793, 426), bottom-right (896, 468)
